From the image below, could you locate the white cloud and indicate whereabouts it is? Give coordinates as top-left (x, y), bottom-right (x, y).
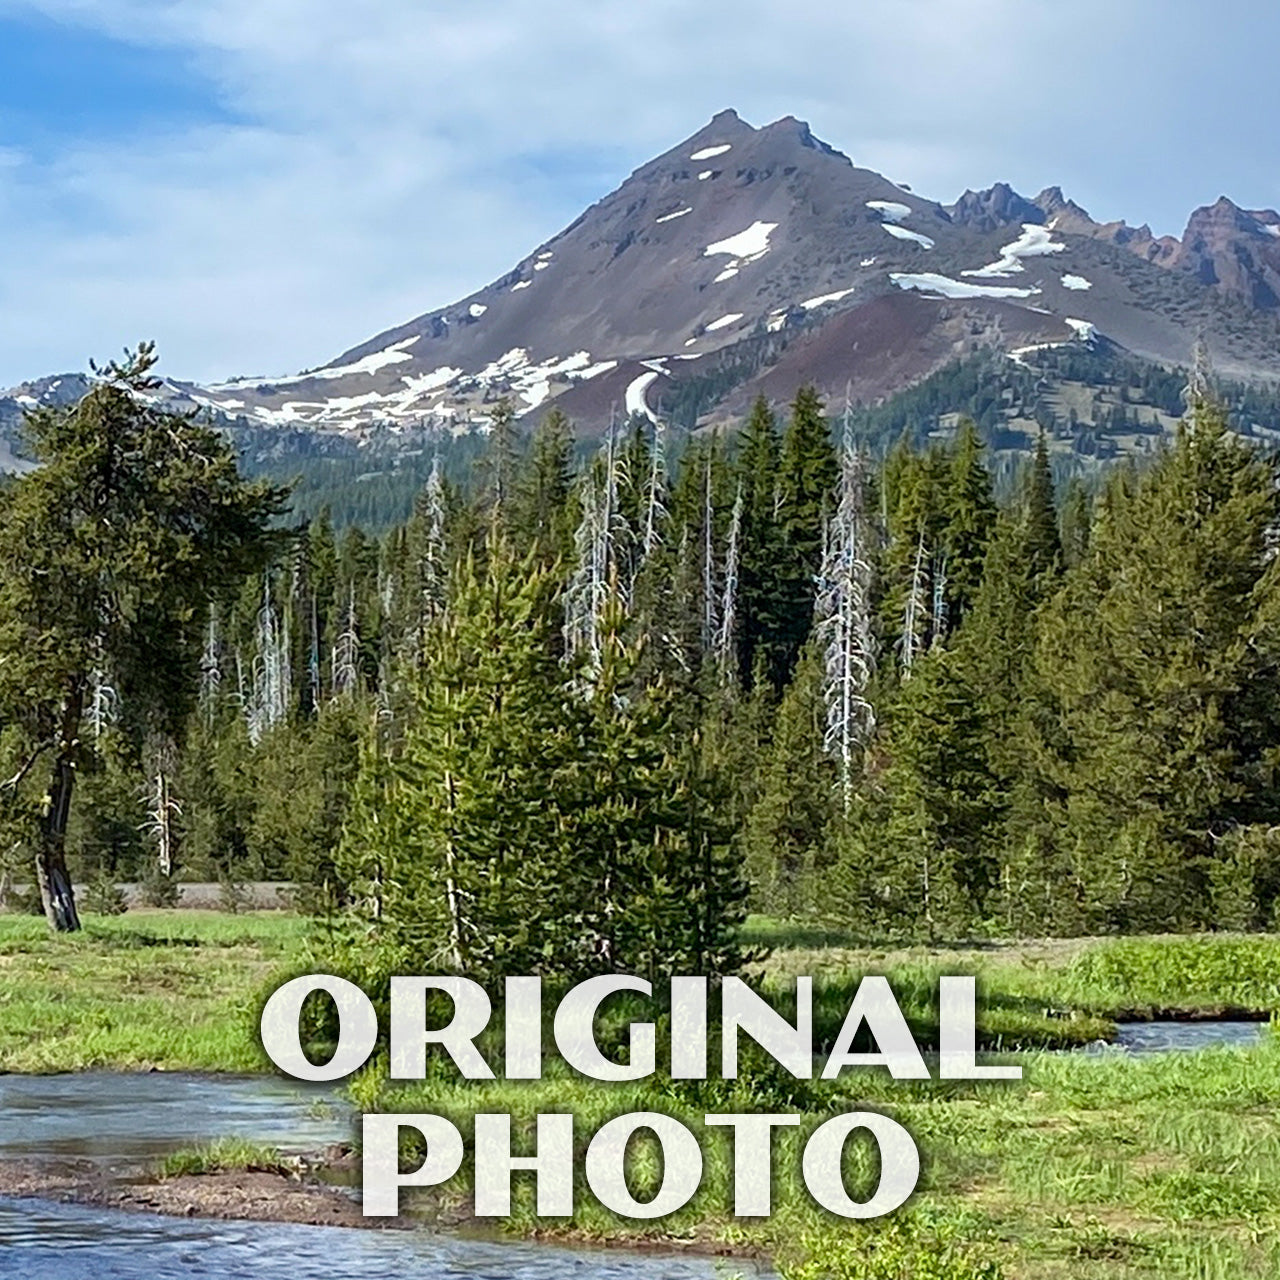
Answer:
top-left (0, 0), bottom-right (1277, 384)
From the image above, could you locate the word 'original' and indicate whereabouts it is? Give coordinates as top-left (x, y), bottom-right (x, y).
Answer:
top-left (260, 974), bottom-right (1019, 1219)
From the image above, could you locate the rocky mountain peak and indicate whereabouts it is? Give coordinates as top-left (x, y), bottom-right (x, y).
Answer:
top-left (949, 182), bottom-right (1043, 233)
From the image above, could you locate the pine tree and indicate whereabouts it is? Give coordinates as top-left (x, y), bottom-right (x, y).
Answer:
top-left (1030, 396), bottom-right (1280, 929)
top-left (775, 386), bottom-right (837, 684)
top-left (742, 647), bottom-right (837, 917)
top-left (735, 396), bottom-right (788, 688)
top-left (0, 345), bottom-right (285, 929)
top-left (336, 541), bottom-right (591, 978)
top-left (941, 419), bottom-right (996, 628)
top-left (515, 407), bottom-right (574, 560)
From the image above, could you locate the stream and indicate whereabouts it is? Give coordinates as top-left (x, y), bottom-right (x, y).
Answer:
top-left (1107, 1019), bottom-right (1268, 1053)
top-left (0, 1072), bottom-right (765, 1279)
top-left (0, 1197), bottom-right (745, 1280)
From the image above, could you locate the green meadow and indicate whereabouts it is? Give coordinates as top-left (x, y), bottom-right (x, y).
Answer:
top-left (1, 910), bottom-right (1278, 1278)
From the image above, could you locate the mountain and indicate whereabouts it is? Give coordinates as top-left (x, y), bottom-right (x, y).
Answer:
top-left (5, 108), bottom-right (1280, 456)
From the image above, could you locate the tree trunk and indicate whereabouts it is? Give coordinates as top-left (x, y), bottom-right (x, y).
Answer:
top-left (36, 689), bottom-right (83, 932)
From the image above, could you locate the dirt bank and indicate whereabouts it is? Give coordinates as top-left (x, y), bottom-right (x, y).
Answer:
top-left (0, 1154), bottom-right (395, 1231)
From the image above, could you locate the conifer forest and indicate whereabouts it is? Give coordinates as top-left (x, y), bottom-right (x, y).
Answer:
top-left (4, 348), bottom-right (1280, 966)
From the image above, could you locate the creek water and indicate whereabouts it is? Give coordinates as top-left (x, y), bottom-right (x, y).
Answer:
top-left (0, 1072), bottom-right (350, 1166)
top-left (1109, 1019), bottom-right (1269, 1053)
top-left (0, 1073), bottom-right (765, 1279)
top-left (0, 1197), bottom-right (747, 1280)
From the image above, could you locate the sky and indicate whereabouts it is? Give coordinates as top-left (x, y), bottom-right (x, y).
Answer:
top-left (0, 0), bottom-right (1277, 387)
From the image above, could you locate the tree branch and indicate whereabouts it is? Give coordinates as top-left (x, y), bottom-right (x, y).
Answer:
top-left (1, 742), bottom-right (52, 794)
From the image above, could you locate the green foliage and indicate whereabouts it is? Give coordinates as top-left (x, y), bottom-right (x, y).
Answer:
top-left (82, 871), bottom-right (127, 916)
top-left (778, 1220), bottom-right (1003, 1280)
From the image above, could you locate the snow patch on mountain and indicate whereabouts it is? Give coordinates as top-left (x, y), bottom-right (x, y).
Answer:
top-left (964, 224), bottom-right (1066, 279)
top-left (690, 144), bottom-right (732, 160)
top-left (705, 313), bottom-right (745, 332)
top-left (801, 288), bottom-right (856, 309)
top-left (208, 336), bottom-right (421, 391)
top-left (656, 207), bottom-right (693, 224)
top-left (1065, 318), bottom-right (1097, 341)
top-left (883, 224), bottom-right (934, 249)
top-left (1061, 274), bottom-right (1092, 290)
top-left (468, 304), bottom-right (487, 318)
top-left (705, 221), bottom-right (777, 261)
top-left (698, 170), bottom-right (714, 181)
top-left (512, 280), bottom-right (531, 291)
top-left (866, 200), bottom-right (911, 223)
top-left (402, 367), bottom-right (463, 397)
top-left (890, 272), bottom-right (1039, 300)
top-left (625, 370), bottom-right (662, 422)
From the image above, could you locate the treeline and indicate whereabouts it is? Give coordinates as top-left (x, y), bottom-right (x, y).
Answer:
top-left (9, 373), bottom-right (1280, 950)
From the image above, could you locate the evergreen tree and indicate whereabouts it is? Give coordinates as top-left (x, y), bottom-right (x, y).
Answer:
top-left (336, 541), bottom-right (590, 978)
top-left (1031, 398), bottom-right (1280, 929)
top-left (735, 396), bottom-right (788, 688)
top-left (742, 647), bottom-right (837, 917)
top-left (941, 419), bottom-right (996, 628)
top-left (0, 346), bottom-right (286, 929)
top-left (776, 386), bottom-right (837, 684)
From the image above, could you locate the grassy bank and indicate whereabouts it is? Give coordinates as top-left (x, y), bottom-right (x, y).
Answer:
top-left (0, 910), bottom-right (304, 1072)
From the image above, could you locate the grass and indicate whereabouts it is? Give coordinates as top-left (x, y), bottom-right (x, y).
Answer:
top-left (3, 907), bottom-right (1280, 1276)
top-left (0, 909), bottom-right (306, 1072)
top-left (155, 1137), bottom-right (287, 1178)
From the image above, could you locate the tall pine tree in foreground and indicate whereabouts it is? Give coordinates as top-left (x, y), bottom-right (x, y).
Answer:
top-left (0, 346), bottom-right (285, 930)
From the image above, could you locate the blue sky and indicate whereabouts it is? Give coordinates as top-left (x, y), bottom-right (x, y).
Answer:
top-left (0, 0), bottom-right (1277, 386)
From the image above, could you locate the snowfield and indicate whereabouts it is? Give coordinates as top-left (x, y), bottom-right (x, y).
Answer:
top-left (705, 221), bottom-right (778, 261)
top-left (511, 280), bottom-right (531, 291)
top-left (1061, 274), bottom-right (1092, 290)
top-left (1065, 318), bottom-right (1097, 341)
top-left (866, 200), bottom-right (911, 223)
top-left (698, 170), bottom-right (714, 181)
top-left (890, 272), bottom-right (1038, 300)
top-left (963, 224), bottom-right (1066, 278)
top-left (400, 367), bottom-right (463, 397)
top-left (656, 207), bottom-right (692, 224)
top-left (468, 304), bottom-right (487, 318)
top-left (883, 225), bottom-right (934, 249)
top-left (690, 144), bottom-right (732, 160)
top-left (705, 313), bottom-right (744, 331)
top-left (207, 336), bottom-right (421, 391)
top-left (625, 370), bottom-right (661, 423)
top-left (801, 288), bottom-right (856, 309)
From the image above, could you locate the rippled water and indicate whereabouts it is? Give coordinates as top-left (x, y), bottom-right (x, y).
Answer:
top-left (1110, 1019), bottom-right (1268, 1053)
top-left (0, 1074), bottom-right (769, 1279)
top-left (0, 1072), bottom-right (351, 1165)
top-left (0, 1197), bottom-right (756, 1280)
